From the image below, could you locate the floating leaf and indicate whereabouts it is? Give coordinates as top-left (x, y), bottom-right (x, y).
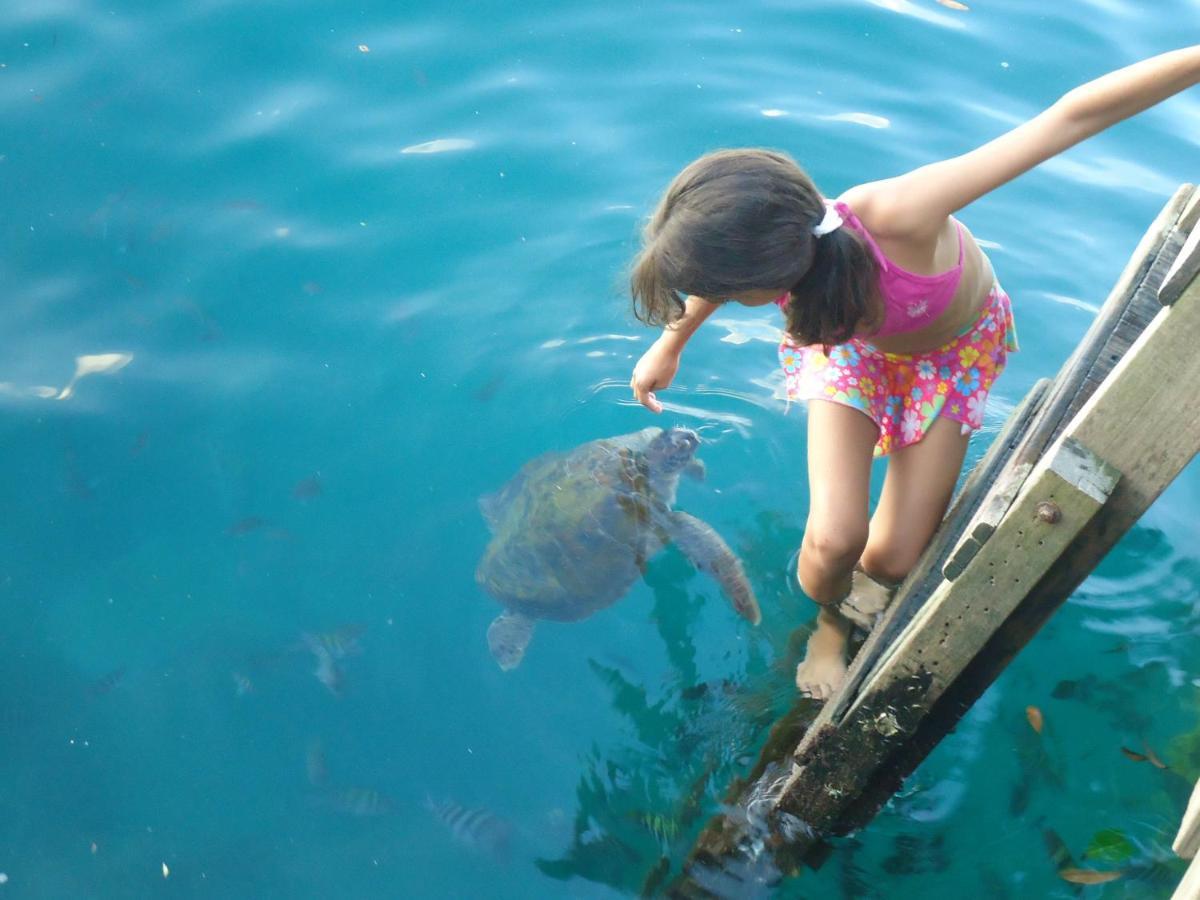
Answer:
top-left (1084, 829), bottom-right (1135, 865)
top-left (1059, 867), bottom-right (1124, 885)
top-left (1120, 746), bottom-right (1148, 762)
top-left (1025, 705), bottom-right (1044, 734)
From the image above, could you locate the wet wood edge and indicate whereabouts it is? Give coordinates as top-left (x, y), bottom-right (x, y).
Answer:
top-left (1175, 778), bottom-right (1200, 859)
top-left (1159, 221), bottom-right (1200, 305)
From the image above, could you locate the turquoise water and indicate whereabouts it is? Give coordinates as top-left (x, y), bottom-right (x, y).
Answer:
top-left (3, 0), bottom-right (1200, 896)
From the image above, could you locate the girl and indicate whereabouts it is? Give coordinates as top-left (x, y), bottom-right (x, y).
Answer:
top-left (626, 46), bottom-right (1200, 702)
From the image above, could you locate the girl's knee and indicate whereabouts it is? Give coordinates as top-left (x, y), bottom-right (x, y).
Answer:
top-left (859, 544), bottom-right (919, 586)
top-left (800, 525), bottom-right (869, 574)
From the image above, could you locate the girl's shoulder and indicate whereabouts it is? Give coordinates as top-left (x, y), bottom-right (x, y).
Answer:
top-left (836, 181), bottom-right (916, 240)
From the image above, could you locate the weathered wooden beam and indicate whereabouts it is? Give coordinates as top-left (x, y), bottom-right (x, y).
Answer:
top-left (1173, 855), bottom-right (1200, 900)
top-left (859, 439), bottom-right (1118, 703)
top-left (1181, 187), bottom-right (1200, 232)
top-left (1159, 213), bottom-right (1200, 305)
top-left (1175, 778), bottom-right (1200, 859)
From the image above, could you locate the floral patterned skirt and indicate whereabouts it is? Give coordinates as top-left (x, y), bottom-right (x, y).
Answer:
top-left (777, 282), bottom-right (1019, 458)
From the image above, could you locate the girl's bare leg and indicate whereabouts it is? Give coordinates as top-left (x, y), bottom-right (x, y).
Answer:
top-left (795, 401), bottom-right (876, 701)
top-left (797, 409), bottom-right (971, 702)
top-left (859, 414), bottom-right (970, 585)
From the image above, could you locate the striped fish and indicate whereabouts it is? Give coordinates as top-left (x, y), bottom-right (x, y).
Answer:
top-left (425, 796), bottom-right (513, 861)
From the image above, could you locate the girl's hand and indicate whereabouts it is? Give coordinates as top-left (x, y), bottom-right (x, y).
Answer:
top-left (630, 339), bottom-right (680, 413)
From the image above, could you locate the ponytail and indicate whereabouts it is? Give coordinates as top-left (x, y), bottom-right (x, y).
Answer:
top-left (783, 225), bottom-right (880, 351)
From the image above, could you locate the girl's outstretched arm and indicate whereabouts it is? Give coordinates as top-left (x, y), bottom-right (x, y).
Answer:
top-left (874, 45), bottom-right (1200, 236)
top-left (630, 294), bottom-right (717, 413)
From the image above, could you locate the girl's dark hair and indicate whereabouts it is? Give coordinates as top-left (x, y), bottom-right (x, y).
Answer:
top-left (629, 148), bottom-right (880, 347)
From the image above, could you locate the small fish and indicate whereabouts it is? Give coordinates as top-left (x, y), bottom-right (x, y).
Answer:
top-left (292, 474), bottom-right (323, 500)
top-left (1058, 867), bottom-right (1124, 885)
top-left (325, 787), bottom-right (394, 817)
top-left (131, 431), bottom-right (149, 456)
top-left (1143, 741), bottom-right (1168, 770)
top-left (1120, 746), bottom-right (1148, 763)
top-left (309, 644), bottom-right (344, 697)
top-left (226, 516), bottom-right (265, 535)
top-left (231, 671), bottom-right (254, 696)
top-left (1042, 827), bottom-right (1075, 872)
top-left (305, 738), bottom-right (329, 787)
top-left (1025, 705), bottom-right (1044, 734)
top-left (301, 625), bottom-right (364, 661)
top-left (425, 796), bottom-right (513, 861)
top-left (89, 667), bottom-right (126, 696)
top-left (936, 0), bottom-right (969, 9)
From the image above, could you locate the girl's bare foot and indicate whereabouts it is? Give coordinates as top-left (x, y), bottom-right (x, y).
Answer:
top-left (839, 566), bottom-right (899, 631)
top-left (796, 608), bottom-right (851, 701)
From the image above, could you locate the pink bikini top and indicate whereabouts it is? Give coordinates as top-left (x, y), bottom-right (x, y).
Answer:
top-left (776, 199), bottom-right (965, 339)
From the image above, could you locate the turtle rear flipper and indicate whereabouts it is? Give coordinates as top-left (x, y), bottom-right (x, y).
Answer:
top-left (487, 611), bottom-right (536, 670)
top-left (663, 511), bottom-right (761, 625)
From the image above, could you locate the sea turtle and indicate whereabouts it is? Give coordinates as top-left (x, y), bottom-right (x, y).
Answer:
top-left (477, 426), bottom-right (761, 670)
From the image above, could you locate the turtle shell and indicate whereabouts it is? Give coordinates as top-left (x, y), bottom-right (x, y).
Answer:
top-left (476, 428), bottom-right (679, 622)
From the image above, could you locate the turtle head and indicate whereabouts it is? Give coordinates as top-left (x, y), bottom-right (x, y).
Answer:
top-left (645, 427), bottom-right (700, 477)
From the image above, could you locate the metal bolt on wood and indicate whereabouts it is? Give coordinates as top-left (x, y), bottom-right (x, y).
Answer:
top-left (1035, 501), bottom-right (1062, 524)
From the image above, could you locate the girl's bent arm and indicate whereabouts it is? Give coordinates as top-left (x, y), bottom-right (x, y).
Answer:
top-left (874, 45), bottom-right (1200, 236)
top-left (630, 295), bottom-right (717, 413)
top-left (661, 295), bottom-right (719, 350)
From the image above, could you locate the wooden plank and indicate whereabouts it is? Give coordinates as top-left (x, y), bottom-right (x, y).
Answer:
top-left (847, 438), bottom-right (1118, 709)
top-left (1182, 188), bottom-right (1200, 232)
top-left (1175, 778), bottom-right (1200, 859)
top-left (941, 461), bottom-right (1032, 580)
top-left (1159, 222), bottom-right (1200, 306)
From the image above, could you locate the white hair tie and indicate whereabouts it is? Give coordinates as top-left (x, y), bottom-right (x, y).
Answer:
top-left (811, 203), bottom-right (843, 237)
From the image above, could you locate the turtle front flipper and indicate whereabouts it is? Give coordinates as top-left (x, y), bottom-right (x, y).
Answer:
top-left (487, 611), bottom-right (536, 671)
top-left (663, 511), bottom-right (761, 625)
